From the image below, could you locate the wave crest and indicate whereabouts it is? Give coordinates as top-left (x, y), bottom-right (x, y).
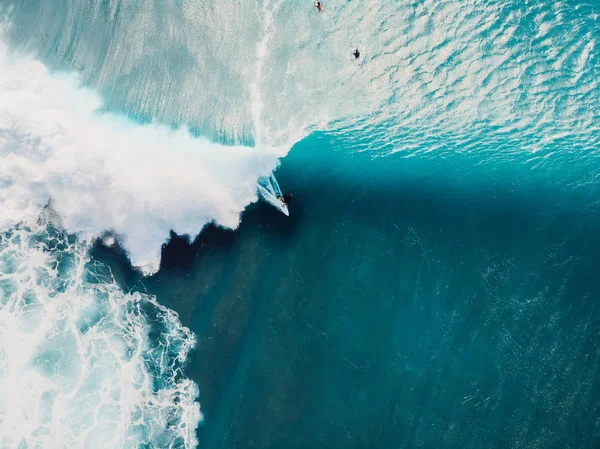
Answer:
top-left (0, 34), bottom-right (283, 273)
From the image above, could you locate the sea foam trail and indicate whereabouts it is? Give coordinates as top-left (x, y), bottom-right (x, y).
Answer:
top-left (0, 34), bottom-right (284, 274)
top-left (0, 223), bottom-right (202, 448)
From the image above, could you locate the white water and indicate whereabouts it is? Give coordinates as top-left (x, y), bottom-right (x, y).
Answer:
top-left (0, 223), bottom-right (201, 448)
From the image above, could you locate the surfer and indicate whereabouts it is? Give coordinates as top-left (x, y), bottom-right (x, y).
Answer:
top-left (353, 48), bottom-right (360, 59)
top-left (280, 193), bottom-right (293, 205)
top-left (314, 1), bottom-right (323, 12)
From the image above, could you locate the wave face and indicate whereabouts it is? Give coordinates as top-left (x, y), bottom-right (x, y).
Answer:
top-left (0, 223), bottom-right (201, 448)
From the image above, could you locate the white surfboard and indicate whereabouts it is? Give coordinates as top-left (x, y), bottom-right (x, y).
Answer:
top-left (257, 174), bottom-right (289, 216)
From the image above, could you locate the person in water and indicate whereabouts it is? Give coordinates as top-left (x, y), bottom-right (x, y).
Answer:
top-left (280, 193), bottom-right (293, 205)
top-left (314, 1), bottom-right (323, 12)
top-left (353, 48), bottom-right (360, 59)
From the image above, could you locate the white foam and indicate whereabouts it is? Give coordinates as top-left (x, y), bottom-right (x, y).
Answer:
top-left (250, 0), bottom-right (284, 148)
top-left (0, 34), bottom-right (285, 274)
top-left (0, 224), bottom-right (202, 448)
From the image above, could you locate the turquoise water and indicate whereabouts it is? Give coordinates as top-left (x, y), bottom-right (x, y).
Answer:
top-left (113, 133), bottom-right (599, 449)
top-left (1, 0), bottom-right (600, 448)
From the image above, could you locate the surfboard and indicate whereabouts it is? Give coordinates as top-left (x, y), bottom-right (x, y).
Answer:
top-left (257, 174), bottom-right (289, 216)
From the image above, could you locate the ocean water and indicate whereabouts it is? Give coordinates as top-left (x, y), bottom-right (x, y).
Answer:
top-left (1, 1), bottom-right (600, 448)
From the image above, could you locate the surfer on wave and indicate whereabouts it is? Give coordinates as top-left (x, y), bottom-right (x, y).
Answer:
top-left (279, 193), bottom-right (293, 205)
